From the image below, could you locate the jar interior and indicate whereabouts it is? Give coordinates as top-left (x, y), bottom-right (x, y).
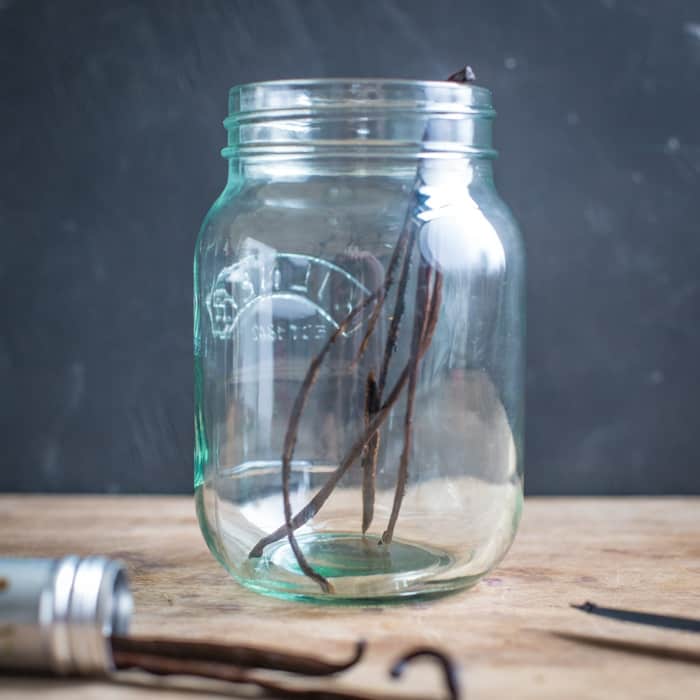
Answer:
top-left (195, 81), bottom-right (523, 602)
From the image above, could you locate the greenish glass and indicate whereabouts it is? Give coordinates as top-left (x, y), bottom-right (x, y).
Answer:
top-left (194, 79), bottom-right (525, 602)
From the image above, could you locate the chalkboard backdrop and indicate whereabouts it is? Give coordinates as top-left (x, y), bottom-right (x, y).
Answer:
top-left (1, 0), bottom-right (699, 494)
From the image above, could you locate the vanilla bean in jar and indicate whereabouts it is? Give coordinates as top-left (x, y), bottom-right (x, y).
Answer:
top-left (194, 76), bottom-right (525, 601)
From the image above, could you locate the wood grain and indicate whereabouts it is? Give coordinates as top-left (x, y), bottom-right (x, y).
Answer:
top-left (1, 496), bottom-right (698, 698)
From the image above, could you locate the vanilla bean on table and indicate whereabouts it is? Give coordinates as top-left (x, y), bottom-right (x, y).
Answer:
top-left (111, 635), bottom-right (365, 676)
top-left (570, 601), bottom-right (700, 633)
top-left (112, 637), bottom-right (461, 700)
top-left (114, 651), bottom-right (381, 700)
top-left (390, 647), bottom-right (460, 700)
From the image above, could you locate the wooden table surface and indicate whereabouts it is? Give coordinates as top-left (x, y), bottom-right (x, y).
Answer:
top-left (1, 496), bottom-right (698, 698)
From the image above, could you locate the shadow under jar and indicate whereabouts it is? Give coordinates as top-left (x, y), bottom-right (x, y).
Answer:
top-left (194, 79), bottom-right (525, 602)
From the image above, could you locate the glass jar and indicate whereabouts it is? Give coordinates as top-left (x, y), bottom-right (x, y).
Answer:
top-left (194, 79), bottom-right (524, 602)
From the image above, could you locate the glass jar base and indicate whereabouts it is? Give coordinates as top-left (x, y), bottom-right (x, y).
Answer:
top-left (230, 532), bottom-right (485, 603)
top-left (196, 484), bottom-right (515, 604)
top-left (269, 532), bottom-right (452, 579)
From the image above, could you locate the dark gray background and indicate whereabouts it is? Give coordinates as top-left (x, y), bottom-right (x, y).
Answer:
top-left (1, 0), bottom-right (699, 494)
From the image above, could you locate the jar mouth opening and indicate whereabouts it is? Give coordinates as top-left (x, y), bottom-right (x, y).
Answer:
top-left (228, 78), bottom-right (495, 121)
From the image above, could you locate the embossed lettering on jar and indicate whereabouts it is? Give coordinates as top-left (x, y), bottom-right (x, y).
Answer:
top-left (194, 79), bottom-right (525, 601)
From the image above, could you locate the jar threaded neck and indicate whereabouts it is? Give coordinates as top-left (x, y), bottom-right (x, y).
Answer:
top-left (223, 79), bottom-right (496, 160)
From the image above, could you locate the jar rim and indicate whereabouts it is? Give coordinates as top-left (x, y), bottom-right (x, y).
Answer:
top-left (228, 78), bottom-right (495, 120)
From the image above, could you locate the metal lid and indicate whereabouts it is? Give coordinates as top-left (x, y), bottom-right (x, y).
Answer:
top-left (50, 556), bottom-right (133, 674)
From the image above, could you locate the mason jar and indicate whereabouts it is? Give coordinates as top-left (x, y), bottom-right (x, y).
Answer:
top-left (194, 79), bottom-right (525, 602)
